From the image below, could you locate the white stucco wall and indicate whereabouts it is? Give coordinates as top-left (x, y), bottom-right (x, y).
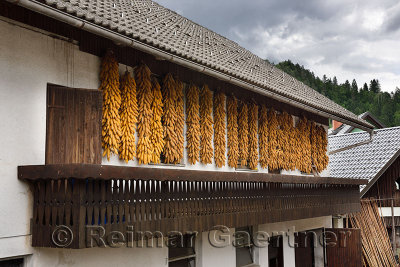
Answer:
top-left (198, 229), bottom-right (236, 267)
top-left (0, 15), bottom-right (333, 266)
top-left (30, 246), bottom-right (167, 267)
top-left (0, 17), bottom-right (100, 259)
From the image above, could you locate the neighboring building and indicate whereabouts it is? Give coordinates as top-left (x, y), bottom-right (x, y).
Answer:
top-left (329, 127), bottom-right (400, 255)
top-left (0, 0), bottom-right (372, 266)
top-left (329, 111), bottom-right (385, 136)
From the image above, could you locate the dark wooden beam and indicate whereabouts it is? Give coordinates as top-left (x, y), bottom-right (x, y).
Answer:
top-left (18, 164), bottom-right (368, 185)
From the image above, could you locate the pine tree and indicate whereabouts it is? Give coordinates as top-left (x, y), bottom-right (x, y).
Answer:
top-left (362, 83), bottom-right (369, 91)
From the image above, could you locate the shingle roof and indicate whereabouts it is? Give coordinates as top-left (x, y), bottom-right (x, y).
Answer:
top-left (329, 127), bottom-right (400, 193)
top-left (35, 0), bottom-right (372, 128)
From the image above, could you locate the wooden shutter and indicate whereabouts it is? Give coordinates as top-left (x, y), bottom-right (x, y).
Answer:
top-left (325, 228), bottom-right (362, 267)
top-left (46, 84), bottom-right (102, 164)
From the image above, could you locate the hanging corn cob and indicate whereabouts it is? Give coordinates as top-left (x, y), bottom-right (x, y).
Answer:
top-left (259, 105), bottom-right (268, 169)
top-left (276, 113), bottom-right (286, 170)
top-left (135, 64), bottom-right (153, 164)
top-left (296, 117), bottom-right (312, 173)
top-left (200, 85), bottom-right (213, 164)
top-left (268, 109), bottom-right (279, 171)
top-left (290, 117), bottom-right (302, 171)
top-left (150, 77), bottom-right (164, 163)
top-left (282, 112), bottom-right (295, 170)
top-left (227, 95), bottom-right (239, 168)
top-left (162, 73), bottom-right (178, 164)
top-left (214, 91), bottom-right (226, 168)
top-left (119, 70), bottom-right (138, 162)
top-left (238, 102), bottom-right (249, 166)
top-left (287, 113), bottom-right (297, 171)
top-left (311, 123), bottom-right (329, 172)
top-left (248, 102), bottom-right (258, 170)
top-left (100, 50), bottom-right (121, 160)
top-left (174, 78), bottom-right (185, 163)
top-left (186, 84), bottom-right (200, 164)
top-left (319, 125), bottom-right (329, 170)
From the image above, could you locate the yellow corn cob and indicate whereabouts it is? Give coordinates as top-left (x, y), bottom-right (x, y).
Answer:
top-left (186, 84), bottom-right (200, 164)
top-left (150, 77), bottom-right (164, 163)
top-left (259, 105), bottom-right (268, 169)
top-left (100, 50), bottom-right (121, 161)
top-left (238, 102), bottom-right (249, 167)
top-left (268, 108), bottom-right (279, 171)
top-left (119, 70), bottom-right (138, 163)
top-left (214, 91), bottom-right (226, 168)
top-left (162, 73), bottom-right (178, 164)
top-left (175, 78), bottom-right (185, 163)
top-left (200, 85), bottom-right (213, 164)
top-left (248, 102), bottom-right (258, 170)
top-left (135, 64), bottom-right (153, 164)
top-left (296, 117), bottom-right (312, 173)
top-left (311, 123), bottom-right (329, 172)
top-left (227, 95), bottom-right (239, 168)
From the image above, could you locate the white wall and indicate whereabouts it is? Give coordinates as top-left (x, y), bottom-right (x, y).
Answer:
top-left (30, 246), bottom-right (167, 267)
top-left (198, 229), bottom-right (236, 267)
top-left (0, 16), bottom-right (100, 259)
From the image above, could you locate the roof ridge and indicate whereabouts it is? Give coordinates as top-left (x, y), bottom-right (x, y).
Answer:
top-left (329, 125), bottom-right (400, 139)
top-left (373, 126), bottom-right (400, 132)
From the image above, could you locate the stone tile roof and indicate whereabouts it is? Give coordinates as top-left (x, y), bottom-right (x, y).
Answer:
top-left (329, 127), bottom-right (400, 192)
top-left (39, 0), bottom-right (372, 128)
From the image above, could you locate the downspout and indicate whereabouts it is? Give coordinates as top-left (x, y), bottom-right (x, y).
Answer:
top-left (329, 131), bottom-right (374, 155)
top-left (8, 0), bottom-right (373, 133)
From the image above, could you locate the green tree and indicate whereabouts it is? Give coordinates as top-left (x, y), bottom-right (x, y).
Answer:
top-left (369, 79), bottom-right (381, 93)
top-left (275, 60), bottom-right (400, 127)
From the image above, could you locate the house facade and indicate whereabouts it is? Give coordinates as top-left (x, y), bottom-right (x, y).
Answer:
top-left (0, 0), bottom-right (371, 266)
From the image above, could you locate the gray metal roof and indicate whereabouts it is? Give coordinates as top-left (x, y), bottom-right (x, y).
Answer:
top-left (32, 0), bottom-right (372, 128)
top-left (329, 127), bottom-right (400, 193)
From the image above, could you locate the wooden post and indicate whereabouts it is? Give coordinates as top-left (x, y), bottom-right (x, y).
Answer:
top-left (391, 199), bottom-right (396, 254)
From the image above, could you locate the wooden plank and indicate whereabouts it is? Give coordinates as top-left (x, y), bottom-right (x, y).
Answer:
top-left (18, 164), bottom-right (368, 185)
top-left (45, 86), bottom-right (102, 165)
top-left (325, 228), bottom-right (362, 267)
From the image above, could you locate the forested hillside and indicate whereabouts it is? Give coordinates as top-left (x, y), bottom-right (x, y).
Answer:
top-left (276, 60), bottom-right (400, 127)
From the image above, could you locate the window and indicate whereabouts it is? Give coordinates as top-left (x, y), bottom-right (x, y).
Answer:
top-left (168, 233), bottom-right (196, 267)
top-left (235, 227), bottom-right (254, 267)
top-left (0, 257), bottom-right (24, 267)
top-left (268, 235), bottom-right (284, 267)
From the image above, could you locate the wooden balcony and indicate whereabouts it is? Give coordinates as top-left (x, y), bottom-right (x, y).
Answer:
top-left (18, 164), bottom-right (367, 249)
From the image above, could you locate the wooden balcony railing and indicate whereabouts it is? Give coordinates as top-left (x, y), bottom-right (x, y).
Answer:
top-left (18, 164), bottom-right (367, 249)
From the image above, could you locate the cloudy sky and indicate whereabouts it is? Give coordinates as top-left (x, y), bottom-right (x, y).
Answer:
top-left (157, 0), bottom-right (400, 93)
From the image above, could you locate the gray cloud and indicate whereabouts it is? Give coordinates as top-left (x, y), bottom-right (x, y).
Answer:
top-left (157, 0), bottom-right (400, 92)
